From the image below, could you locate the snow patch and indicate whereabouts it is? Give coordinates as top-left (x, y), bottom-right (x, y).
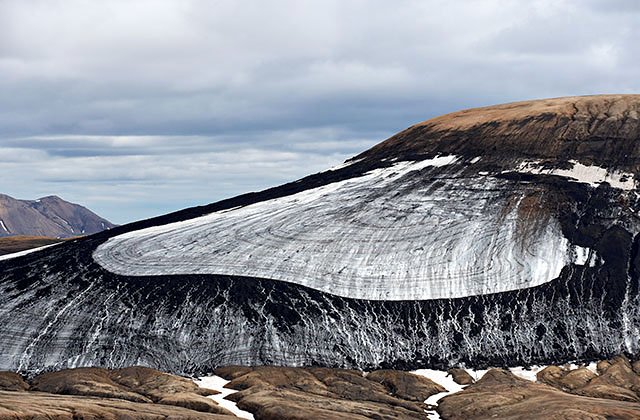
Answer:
top-left (509, 365), bottom-right (545, 381)
top-left (470, 156), bottom-right (481, 164)
top-left (517, 160), bottom-right (637, 190)
top-left (194, 376), bottom-right (254, 419)
top-left (585, 362), bottom-right (599, 374)
top-left (0, 243), bottom-right (59, 261)
top-left (0, 220), bottom-right (7, 232)
top-left (573, 245), bottom-right (597, 267)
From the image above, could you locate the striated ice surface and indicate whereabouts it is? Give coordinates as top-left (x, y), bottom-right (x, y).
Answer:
top-left (95, 157), bottom-right (579, 300)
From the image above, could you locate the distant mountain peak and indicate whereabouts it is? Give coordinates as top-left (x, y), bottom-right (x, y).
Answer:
top-left (0, 194), bottom-right (115, 238)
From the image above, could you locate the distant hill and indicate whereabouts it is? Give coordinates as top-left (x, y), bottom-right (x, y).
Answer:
top-left (0, 194), bottom-right (115, 238)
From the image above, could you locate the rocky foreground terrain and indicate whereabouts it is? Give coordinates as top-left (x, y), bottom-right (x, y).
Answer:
top-left (4, 355), bottom-right (640, 419)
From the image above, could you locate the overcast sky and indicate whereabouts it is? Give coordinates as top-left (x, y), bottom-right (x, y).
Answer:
top-left (1, 0), bottom-right (639, 223)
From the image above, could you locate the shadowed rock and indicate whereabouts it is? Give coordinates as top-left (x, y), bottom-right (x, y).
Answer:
top-left (0, 372), bottom-right (29, 391)
top-left (447, 368), bottom-right (474, 385)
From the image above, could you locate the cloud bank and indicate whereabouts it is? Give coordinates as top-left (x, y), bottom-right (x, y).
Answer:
top-left (1, 0), bottom-right (639, 223)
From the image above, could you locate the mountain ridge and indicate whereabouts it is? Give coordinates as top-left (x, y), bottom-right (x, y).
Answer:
top-left (0, 193), bottom-right (115, 238)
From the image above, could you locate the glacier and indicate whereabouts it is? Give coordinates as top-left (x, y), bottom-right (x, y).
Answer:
top-left (94, 157), bottom-right (577, 300)
top-left (2, 95), bottom-right (640, 375)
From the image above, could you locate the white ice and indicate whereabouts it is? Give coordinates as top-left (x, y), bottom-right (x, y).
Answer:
top-left (94, 157), bottom-right (582, 301)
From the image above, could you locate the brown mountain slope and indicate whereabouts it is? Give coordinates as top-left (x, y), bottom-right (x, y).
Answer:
top-left (0, 194), bottom-right (115, 238)
top-left (354, 94), bottom-right (640, 171)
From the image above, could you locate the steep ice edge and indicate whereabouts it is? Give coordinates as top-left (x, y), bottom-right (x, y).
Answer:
top-left (94, 156), bottom-right (593, 301)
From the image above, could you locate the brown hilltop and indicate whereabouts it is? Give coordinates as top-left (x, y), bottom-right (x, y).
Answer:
top-left (355, 94), bottom-right (640, 171)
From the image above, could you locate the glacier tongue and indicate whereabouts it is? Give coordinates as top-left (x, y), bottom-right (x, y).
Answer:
top-left (94, 158), bottom-right (573, 300)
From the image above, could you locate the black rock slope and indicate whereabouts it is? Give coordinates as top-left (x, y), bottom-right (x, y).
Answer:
top-left (2, 95), bottom-right (640, 375)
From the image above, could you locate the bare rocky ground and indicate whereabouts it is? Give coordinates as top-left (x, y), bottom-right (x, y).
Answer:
top-left (0, 366), bottom-right (236, 419)
top-left (439, 355), bottom-right (640, 420)
top-left (4, 356), bottom-right (640, 419)
top-left (0, 235), bottom-right (62, 255)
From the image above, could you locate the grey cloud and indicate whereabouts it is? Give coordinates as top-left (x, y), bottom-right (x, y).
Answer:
top-left (1, 0), bottom-right (639, 223)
